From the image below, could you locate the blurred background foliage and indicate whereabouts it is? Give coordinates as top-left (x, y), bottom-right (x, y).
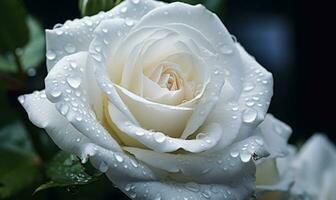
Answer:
top-left (0, 0), bottom-right (334, 199)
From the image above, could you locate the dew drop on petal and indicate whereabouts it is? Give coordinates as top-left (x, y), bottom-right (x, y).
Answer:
top-left (240, 151), bottom-right (251, 163)
top-left (114, 153), bottom-right (124, 163)
top-left (66, 76), bottom-right (81, 89)
top-left (154, 132), bottom-right (166, 143)
top-left (50, 90), bottom-right (62, 98)
top-left (125, 18), bottom-right (134, 26)
top-left (242, 108), bottom-right (257, 123)
top-left (230, 151), bottom-right (239, 158)
top-left (46, 50), bottom-right (56, 60)
top-left (131, 0), bottom-right (140, 4)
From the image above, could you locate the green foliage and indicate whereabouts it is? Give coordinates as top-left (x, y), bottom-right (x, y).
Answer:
top-left (0, 0), bottom-right (29, 54)
top-left (0, 122), bottom-right (38, 199)
top-left (0, 17), bottom-right (45, 73)
top-left (79, 0), bottom-right (118, 16)
top-left (35, 152), bottom-right (102, 193)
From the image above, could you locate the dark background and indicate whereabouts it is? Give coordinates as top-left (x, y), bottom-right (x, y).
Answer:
top-left (22, 0), bottom-right (335, 143)
top-left (1, 0), bottom-right (335, 199)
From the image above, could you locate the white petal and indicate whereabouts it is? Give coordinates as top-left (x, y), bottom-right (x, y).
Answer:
top-left (18, 90), bottom-right (117, 160)
top-left (46, 0), bottom-right (164, 71)
top-left (257, 114), bottom-right (292, 157)
top-left (125, 136), bottom-right (269, 180)
top-left (88, 144), bottom-right (255, 200)
top-left (46, 12), bottom-right (110, 70)
top-left (114, 84), bottom-right (193, 138)
top-left (108, 102), bottom-right (222, 153)
top-left (291, 134), bottom-right (336, 197)
top-left (44, 52), bottom-right (120, 151)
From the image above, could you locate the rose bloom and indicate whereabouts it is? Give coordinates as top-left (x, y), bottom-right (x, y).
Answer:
top-left (256, 134), bottom-right (336, 200)
top-left (20, 0), bottom-right (291, 199)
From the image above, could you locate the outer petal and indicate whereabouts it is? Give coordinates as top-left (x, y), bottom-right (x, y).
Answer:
top-left (19, 90), bottom-right (100, 161)
top-left (46, 0), bottom-right (164, 71)
top-left (291, 134), bottom-right (336, 198)
top-left (88, 144), bottom-right (255, 200)
top-left (257, 114), bottom-right (292, 157)
top-left (44, 52), bottom-right (121, 152)
top-left (108, 102), bottom-right (222, 153)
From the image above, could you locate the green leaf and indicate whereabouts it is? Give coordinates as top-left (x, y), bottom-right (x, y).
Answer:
top-left (0, 17), bottom-right (45, 73)
top-left (0, 122), bottom-right (38, 199)
top-left (0, 0), bottom-right (29, 54)
top-left (79, 0), bottom-right (116, 16)
top-left (35, 152), bottom-right (102, 193)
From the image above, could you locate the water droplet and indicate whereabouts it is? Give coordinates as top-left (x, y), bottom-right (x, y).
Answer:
top-left (240, 151), bottom-right (251, 162)
top-left (201, 190), bottom-right (211, 199)
top-left (114, 153), bottom-right (124, 163)
top-left (125, 18), bottom-right (134, 26)
top-left (70, 62), bottom-right (77, 69)
top-left (60, 104), bottom-right (69, 115)
top-left (53, 23), bottom-right (63, 29)
top-left (132, 0), bottom-right (140, 4)
top-left (56, 29), bottom-right (63, 35)
top-left (46, 50), bottom-right (56, 60)
top-left (76, 115), bottom-right (83, 121)
top-left (230, 151), bottom-right (239, 158)
top-left (66, 75), bottom-right (81, 88)
top-left (50, 90), bottom-right (62, 98)
top-left (130, 159), bottom-right (138, 168)
top-left (99, 161), bottom-right (108, 172)
top-left (243, 84), bottom-right (255, 92)
top-left (102, 28), bottom-right (108, 33)
top-left (135, 130), bottom-right (144, 136)
top-left (245, 101), bottom-right (255, 107)
top-left (242, 108), bottom-right (257, 123)
top-left (154, 132), bottom-right (166, 143)
top-left (64, 43), bottom-right (76, 53)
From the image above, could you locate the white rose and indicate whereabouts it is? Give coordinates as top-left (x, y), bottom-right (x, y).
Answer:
top-left (19, 0), bottom-right (290, 199)
top-left (257, 134), bottom-right (336, 200)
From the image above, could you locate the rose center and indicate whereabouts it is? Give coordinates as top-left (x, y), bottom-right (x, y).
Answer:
top-left (158, 69), bottom-right (181, 91)
top-left (148, 62), bottom-right (184, 92)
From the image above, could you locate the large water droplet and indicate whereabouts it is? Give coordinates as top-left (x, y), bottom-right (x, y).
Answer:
top-left (154, 132), bottom-right (166, 143)
top-left (46, 50), bottom-right (56, 60)
top-left (66, 76), bottom-right (81, 88)
top-left (114, 153), bottom-right (124, 163)
top-left (240, 151), bottom-right (251, 162)
top-left (50, 90), bottom-right (62, 98)
top-left (242, 108), bottom-right (257, 123)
